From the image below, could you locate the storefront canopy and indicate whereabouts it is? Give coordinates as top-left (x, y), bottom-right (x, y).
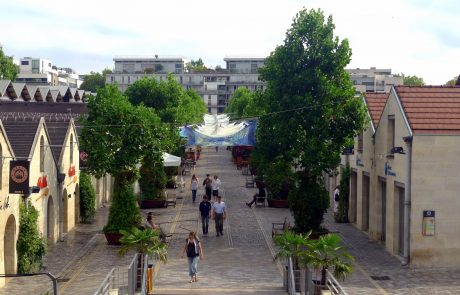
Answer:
top-left (162, 152), bottom-right (181, 167)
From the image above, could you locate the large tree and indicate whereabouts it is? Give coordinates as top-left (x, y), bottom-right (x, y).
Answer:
top-left (225, 87), bottom-right (265, 119)
top-left (186, 58), bottom-right (207, 72)
top-left (255, 9), bottom-right (367, 232)
top-left (80, 84), bottom-right (171, 233)
top-left (445, 75), bottom-right (459, 86)
top-left (79, 68), bottom-right (112, 92)
top-left (0, 47), bottom-right (18, 80)
top-left (402, 74), bottom-right (425, 86)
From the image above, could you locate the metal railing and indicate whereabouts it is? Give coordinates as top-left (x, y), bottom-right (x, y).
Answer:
top-left (287, 257), bottom-right (297, 295)
top-left (298, 267), bottom-right (347, 295)
top-left (0, 272), bottom-right (58, 295)
top-left (94, 253), bottom-right (151, 295)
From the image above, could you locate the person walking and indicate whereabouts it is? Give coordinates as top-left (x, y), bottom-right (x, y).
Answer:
top-left (333, 185), bottom-right (340, 213)
top-left (211, 175), bottom-right (221, 202)
top-left (191, 174), bottom-right (199, 203)
top-left (181, 232), bottom-right (203, 283)
top-left (245, 187), bottom-right (266, 208)
top-left (203, 174), bottom-right (212, 200)
top-left (212, 195), bottom-right (227, 237)
top-left (199, 195), bottom-right (212, 235)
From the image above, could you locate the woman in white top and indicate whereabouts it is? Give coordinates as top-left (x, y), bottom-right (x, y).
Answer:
top-left (211, 175), bottom-right (221, 202)
top-left (191, 174), bottom-right (199, 203)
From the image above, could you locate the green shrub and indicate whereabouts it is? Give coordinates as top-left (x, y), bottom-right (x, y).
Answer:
top-left (288, 176), bottom-right (329, 233)
top-left (335, 163), bottom-right (350, 223)
top-left (139, 161), bottom-right (167, 200)
top-left (17, 202), bottom-right (46, 273)
top-left (265, 159), bottom-right (295, 200)
top-left (79, 172), bottom-right (96, 223)
top-left (104, 173), bottom-right (141, 233)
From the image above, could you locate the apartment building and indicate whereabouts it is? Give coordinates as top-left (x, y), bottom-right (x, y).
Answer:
top-left (347, 67), bottom-right (403, 94)
top-left (16, 57), bottom-right (83, 88)
top-left (107, 55), bottom-right (266, 114)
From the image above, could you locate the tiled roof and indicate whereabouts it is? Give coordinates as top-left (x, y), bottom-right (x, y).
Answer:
top-left (2, 120), bottom-right (40, 159)
top-left (364, 92), bottom-right (389, 128)
top-left (46, 121), bottom-right (70, 163)
top-left (395, 86), bottom-right (460, 134)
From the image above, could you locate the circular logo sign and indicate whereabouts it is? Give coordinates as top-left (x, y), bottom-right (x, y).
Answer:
top-left (11, 166), bottom-right (28, 184)
top-left (80, 152), bottom-right (88, 162)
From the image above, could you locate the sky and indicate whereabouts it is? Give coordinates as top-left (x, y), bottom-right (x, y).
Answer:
top-left (0, 0), bottom-right (458, 85)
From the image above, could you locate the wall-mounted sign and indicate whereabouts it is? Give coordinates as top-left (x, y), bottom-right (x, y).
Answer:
top-left (79, 151), bottom-right (88, 168)
top-left (37, 175), bottom-right (48, 189)
top-left (384, 162), bottom-right (396, 176)
top-left (68, 165), bottom-right (76, 177)
top-left (422, 210), bottom-right (435, 236)
top-left (9, 160), bottom-right (30, 194)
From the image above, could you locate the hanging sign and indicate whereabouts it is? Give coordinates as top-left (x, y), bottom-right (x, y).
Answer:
top-left (422, 210), bottom-right (435, 236)
top-left (9, 160), bottom-right (30, 194)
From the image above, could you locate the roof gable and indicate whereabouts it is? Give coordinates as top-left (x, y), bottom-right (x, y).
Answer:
top-left (395, 86), bottom-right (460, 134)
top-left (364, 92), bottom-right (389, 129)
top-left (2, 119), bottom-right (41, 159)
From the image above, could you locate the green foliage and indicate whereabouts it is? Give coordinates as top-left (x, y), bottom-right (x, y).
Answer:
top-left (445, 75), bottom-right (459, 86)
top-left (254, 8), bottom-right (367, 232)
top-left (274, 230), bottom-right (313, 262)
top-left (335, 163), bottom-right (350, 223)
top-left (79, 69), bottom-right (112, 92)
top-left (139, 157), bottom-right (167, 200)
top-left (79, 172), bottom-right (96, 223)
top-left (103, 174), bottom-right (141, 233)
top-left (288, 176), bottom-right (329, 233)
top-left (225, 87), bottom-right (265, 119)
top-left (118, 227), bottom-right (168, 263)
top-left (300, 233), bottom-right (353, 283)
top-left (0, 47), bottom-right (18, 80)
top-left (402, 74), bottom-right (425, 86)
top-left (264, 159), bottom-right (295, 200)
top-left (186, 58), bottom-right (207, 72)
top-left (17, 202), bottom-right (46, 273)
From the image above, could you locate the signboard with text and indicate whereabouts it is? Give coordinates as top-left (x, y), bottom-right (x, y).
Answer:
top-left (9, 160), bottom-right (30, 194)
top-left (422, 210), bottom-right (435, 236)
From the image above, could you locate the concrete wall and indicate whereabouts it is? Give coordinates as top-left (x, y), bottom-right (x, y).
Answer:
top-left (410, 135), bottom-right (460, 267)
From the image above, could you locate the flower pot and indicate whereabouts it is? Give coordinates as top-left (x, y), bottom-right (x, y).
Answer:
top-left (104, 232), bottom-right (123, 245)
top-left (140, 200), bottom-right (166, 209)
top-left (267, 199), bottom-right (289, 208)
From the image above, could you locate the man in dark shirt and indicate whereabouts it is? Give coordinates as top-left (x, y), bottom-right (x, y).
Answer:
top-left (203, 174), bottom-right (212, 200)
top-left (199, 195), bottom-right (212, 235)
top-left (246, 187), bottom-right (266, 208)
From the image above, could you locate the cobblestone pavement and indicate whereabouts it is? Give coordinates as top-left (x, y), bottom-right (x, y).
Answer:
top-left (152, 147), bottom-right (286, 295)
top-left (323, 213), bottom-right (460, 295)
top-left (0, 205), bottom-right (134, 295)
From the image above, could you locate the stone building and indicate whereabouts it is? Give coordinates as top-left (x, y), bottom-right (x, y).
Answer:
top-left (331, 86), bottom-right (460, 267)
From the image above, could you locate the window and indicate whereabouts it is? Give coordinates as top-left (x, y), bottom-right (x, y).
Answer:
top-left (70, 134), bottom-right (74, 164)
top-left (180, 76), bottom-right (183, 83)
top-left (32, 60), bottom-right (40, 73)
top-left (205, 85), bottom-right (207, 90)
top-left (251, 63), bottom-right (258, 73)
top-left (21, 60), bottom-right (29, 65)
top-left (357, 131), bottom-right (363, 153)
top-left (387, 115), bottom-right (395, 156)
top-left (40, 136), bottom-right (45, 172)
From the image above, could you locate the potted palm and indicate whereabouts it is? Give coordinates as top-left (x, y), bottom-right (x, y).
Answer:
top-left (299, 233), bottom-right (353, 293)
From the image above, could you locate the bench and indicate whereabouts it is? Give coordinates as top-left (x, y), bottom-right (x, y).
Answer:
top-left (165, 191), bottom-right (177, 208)
top-left (255, 194), bottom-right (266, 207)
top-left (245, 175), bottom-right (255, 188)
top-left (272, 217), bottom-right (290, 238)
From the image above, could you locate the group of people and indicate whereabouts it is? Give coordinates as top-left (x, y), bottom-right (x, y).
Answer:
top-left (191, 173), bottom-right (221, 203)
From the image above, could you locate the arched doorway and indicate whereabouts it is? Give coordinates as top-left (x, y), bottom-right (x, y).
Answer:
top-left (4, 214), bottom-right (16, 274)
top-left (74, 184), bottom-right (80, 224)
top-left (63, 189), bottom-right (69, 232)
top-left (47, 196), bottom-right (55, 243)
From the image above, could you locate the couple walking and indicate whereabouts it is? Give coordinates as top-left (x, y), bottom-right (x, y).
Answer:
top-left (192, 174), bottom-right (221, 202)
top-left (199, 195), bottom-right (227, 236)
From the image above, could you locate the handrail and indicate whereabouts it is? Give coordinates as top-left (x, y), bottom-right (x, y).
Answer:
top-left (326, 269), bottom-right (348, 295)
top-left (287, 257), bottom-right (296, 295)
top-left (140, 255), bottom-right (149, 295)
top-left (93, 268), bottom-right (116, 295)
top-left (0, 272), bottom-right (58, 295)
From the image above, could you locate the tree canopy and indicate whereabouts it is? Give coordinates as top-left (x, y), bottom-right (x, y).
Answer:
top-left (254, 9), bottom-right (367, 232)
top-left (79, 68), bottom-right (112, 92)
top-left (125, 75), bottom-right (207, 125)
top-left (225, 87), bottom-right (265, 119)
top-left (402, 74), bottom-right (425, 86)
top-left (445, 75), bottom-right (459, 86)
top-left (186, 58), bottom-right (207, 72)
top-left (0, 47), bottom-right (18, 80)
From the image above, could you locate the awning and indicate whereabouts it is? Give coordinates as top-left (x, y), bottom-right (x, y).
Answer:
top-left (162, 152), bottom-right (181, 167)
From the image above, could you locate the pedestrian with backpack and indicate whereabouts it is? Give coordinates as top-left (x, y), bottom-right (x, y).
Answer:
top-left (181, 232), bottom-right (203, 283)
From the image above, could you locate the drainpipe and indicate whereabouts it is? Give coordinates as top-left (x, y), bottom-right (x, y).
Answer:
top-left (57, 172), bottom-right (66, 242)
top-left (402, 136), bottom-right (412, 266)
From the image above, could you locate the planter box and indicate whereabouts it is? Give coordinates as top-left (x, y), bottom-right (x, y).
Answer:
top-left (104, 232), bottom-right (123, 245)
top-left (140, 200), bottom-right (166, 209)
top-left (267, 199), bottom-right (289, 208)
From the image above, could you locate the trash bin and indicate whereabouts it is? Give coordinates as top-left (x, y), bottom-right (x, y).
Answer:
top-left (147, 263), bottom-right (154, 293)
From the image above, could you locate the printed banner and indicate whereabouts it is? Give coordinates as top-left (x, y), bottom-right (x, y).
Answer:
top-left (183, 120), bottom-right (257, 147)
top-left (9, 160), bottom-right (30, 194)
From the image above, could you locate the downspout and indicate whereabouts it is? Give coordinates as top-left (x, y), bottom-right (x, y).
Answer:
top-left (402, 136), bottom-right (413, 266)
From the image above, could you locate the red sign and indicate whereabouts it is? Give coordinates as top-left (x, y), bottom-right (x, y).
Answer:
top-left (68, 165), bottom-right (76, 177)
top-left (37, 175), bottom-right (48, 189)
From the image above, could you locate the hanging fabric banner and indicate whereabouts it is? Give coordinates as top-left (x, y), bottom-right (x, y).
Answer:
top-left (182, 120), bottom-right (257, 147)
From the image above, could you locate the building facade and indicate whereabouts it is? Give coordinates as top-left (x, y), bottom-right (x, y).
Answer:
top-left (346, 67), bottom-right (403, 94)
top-left (106, 55), bottom-right (266, 114)
top-left (331, 86), bottom-right (460, 267)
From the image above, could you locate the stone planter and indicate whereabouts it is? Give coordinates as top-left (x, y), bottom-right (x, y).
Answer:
top-left (104, 232), bottom-right (123, 246)
top-left (267, 199), bottom-right (289, 208)
top-left (140, 199), bottom-right (166, 209)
